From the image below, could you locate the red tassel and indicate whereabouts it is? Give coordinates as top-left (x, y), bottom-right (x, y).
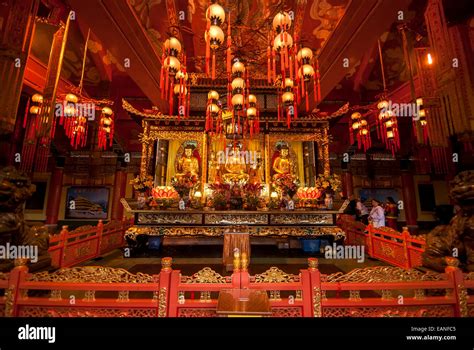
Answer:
top-left (272, 48), bottom-right (276, 82)
top-left (227, 12), bottom-right (231, 75)
top-left (169, 80), bottom-right (174, 114)
top-left (212, 53), bottom-right (216, 80)
top-left (289, 54), bottom-right (293, 81)
top-left (267, 46), bottom-right (271, 83)
top-left (305, 92), bottom-right (309, 112)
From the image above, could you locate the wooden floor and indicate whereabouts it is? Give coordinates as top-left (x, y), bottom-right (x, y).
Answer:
top-left (80, 244), bottom-right (388, 276)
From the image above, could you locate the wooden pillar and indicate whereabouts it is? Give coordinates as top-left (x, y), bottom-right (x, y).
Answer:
top-left (111, 170), bottom-right (127, 220)
top-left (0, 0), bottom-right (39, 135)
top-left (343, 170), bottom-right (354, 198)
top-left (45, 166), bottom-right (64, 226)
top-left (264, 134), bottom-right (271, 186)
top-left (323, 127), bottom-right (330, 176)
top-left (140, 120), bottom-right (150, 178)
top-left (401, 171), bottom-right (418, 230)
top-left (201, 133), bottom-right (208, 191)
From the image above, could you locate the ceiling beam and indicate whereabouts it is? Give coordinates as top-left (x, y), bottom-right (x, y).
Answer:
top-left (307, 0), bottom-right (412, 111)
top-left (67, 0), bottom-right (166, 109)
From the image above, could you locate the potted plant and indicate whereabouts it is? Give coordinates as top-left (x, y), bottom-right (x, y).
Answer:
top-left (208, 183), bottom-right (231, 210)
top-left (171, 173), bottom-right (199, 208)
top-left (130, 175), bottom-right (154, 208)
top-left (315, 174), bottom-right (341, 208)
top-left (242, 183), bottom-right (264, 211)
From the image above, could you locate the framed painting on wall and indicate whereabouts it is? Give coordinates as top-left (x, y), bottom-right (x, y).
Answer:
top-left (65, 187), bottom-right (110, 219)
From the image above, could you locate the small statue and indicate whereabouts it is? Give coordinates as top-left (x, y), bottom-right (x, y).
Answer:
top-left (272, 145), bottom-right (294, 180)
top-left (422, 171), bottom-right (474, 272)
top-left (208, 151), bottom-right (220, 183)
top-left (0, 166), bottom-right (50, 271)
top-left (176, 145), bottom-right (200, 180)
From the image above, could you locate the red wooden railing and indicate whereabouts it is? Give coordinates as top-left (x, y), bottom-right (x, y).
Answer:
top-left (337, 215), bottom-right (426, 269)
top-left (48, 219), bottom-right (133, 268)
top-left (1, 257), bottom-right (472, 317)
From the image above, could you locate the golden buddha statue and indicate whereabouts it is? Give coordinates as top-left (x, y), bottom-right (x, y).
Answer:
top-left (272, 145), bottom-right (294, 179)
top-left (222, 146), bottom-right (249, 184)
top-left (176, 145), bottom-right (200, 180)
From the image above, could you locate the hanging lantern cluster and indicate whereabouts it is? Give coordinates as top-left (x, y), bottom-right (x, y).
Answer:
top-left (160, 36), bottom-right (188, 115)
top-left (205, 90), bottom-right (222, 134)
top-left (278, 77), bottom-right (298, 128)
top-left (267, 11), bottom-right (321, 128)
top-left (228, 59), bottom-right (253, 138)
top-left (98, 106), bottom-right (114, 150)
top-left (349, 112), bottom-right (371, 152)
top-left (246, 94), bottom-right (260, 137)
top-left (174, 69), bottom-right (190, 119)
top-left (376, 98), bottom-right (400, 156)
top-left (205, 2), bottom-right (225, 80)
top-left (55, 92), bottom-right (89, 149)
top-left (296, 47), bottom-right (321, 111)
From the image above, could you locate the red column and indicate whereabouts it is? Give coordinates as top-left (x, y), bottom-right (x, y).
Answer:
top-left (45, 167), bottom-right (64, 226)
top-left (343, 170), bottom-right (354, 198)
top-left (401, 171), bottom-right (418, 230)
top-left (111, 170), bottom-right (127, 221)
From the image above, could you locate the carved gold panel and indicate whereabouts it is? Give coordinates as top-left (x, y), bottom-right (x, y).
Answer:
top-left (137, 213), bottom-right (202, 224)
top-left (270, 214), bottom-right (333, 225)
top-left (204, 214), bottom-right (268, 225)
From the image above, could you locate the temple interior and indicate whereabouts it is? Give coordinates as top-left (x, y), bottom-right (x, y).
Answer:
top-left (0, 0), bottom-right (473, 320)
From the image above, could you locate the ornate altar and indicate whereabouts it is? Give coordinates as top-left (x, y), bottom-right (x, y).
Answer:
top-left (123, 99), bottom-right (342, 255)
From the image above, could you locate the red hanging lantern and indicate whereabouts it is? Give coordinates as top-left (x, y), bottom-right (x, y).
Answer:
top-left (98, 106), bottom-right (114, 150)
top-left (205, 2), bottom-right (225, 80)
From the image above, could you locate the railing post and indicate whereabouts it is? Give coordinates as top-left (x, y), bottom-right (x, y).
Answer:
top-left (232, 251), bottom-right (245, 289)
top-left (445, 257), bottom-right (467, 317)
top-left (366, 224), bottom-right (374, 258)
top-left (157, 257), bottom-right (172, 317)
top-left (96, 220), bottom-right (104, 257)
top-left (58, 225), bottom-right (69, 268)
top-left (5, 260), bottom-right (29, 317)
top-left (402, 227), bottom-right (411, 269)
top-left (307, 258), bottom-right (322, 317)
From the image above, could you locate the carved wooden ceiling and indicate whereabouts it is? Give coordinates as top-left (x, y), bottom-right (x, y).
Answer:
top-left (39, 0), bottom-right (470, 155)
top-left (130, 0), bottom-right (349, 79)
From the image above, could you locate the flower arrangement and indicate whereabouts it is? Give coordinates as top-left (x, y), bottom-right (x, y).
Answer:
top-left (171, 173), bottom-right (198, 198)
top-left (130, 175), bottom-right (154, 193)
top-left (207, 183), bottom-right (231, 210)
top-left (315, 174), bottom-right (341, 194)
top-left (242, 183), bottom-right (264, 210)
top-left (272, 173), bottom-right (299, 198)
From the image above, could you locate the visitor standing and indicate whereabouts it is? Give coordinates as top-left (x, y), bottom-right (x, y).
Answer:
top-left (369, 199), bottom-right (385, 228)
top-left (385, 197), bottom-right (399, 230)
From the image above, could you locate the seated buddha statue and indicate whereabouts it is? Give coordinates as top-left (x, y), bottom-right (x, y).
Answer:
top-left (272, 145), bottom-right (294, 180)
top-left (222, 146), bottom-right (249, 184)
top-left (175, 145), bottom-right (200, 180)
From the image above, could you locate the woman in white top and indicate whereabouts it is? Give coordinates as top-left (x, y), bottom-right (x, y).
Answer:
top-left (369, 199), bottom-right (385, 228)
